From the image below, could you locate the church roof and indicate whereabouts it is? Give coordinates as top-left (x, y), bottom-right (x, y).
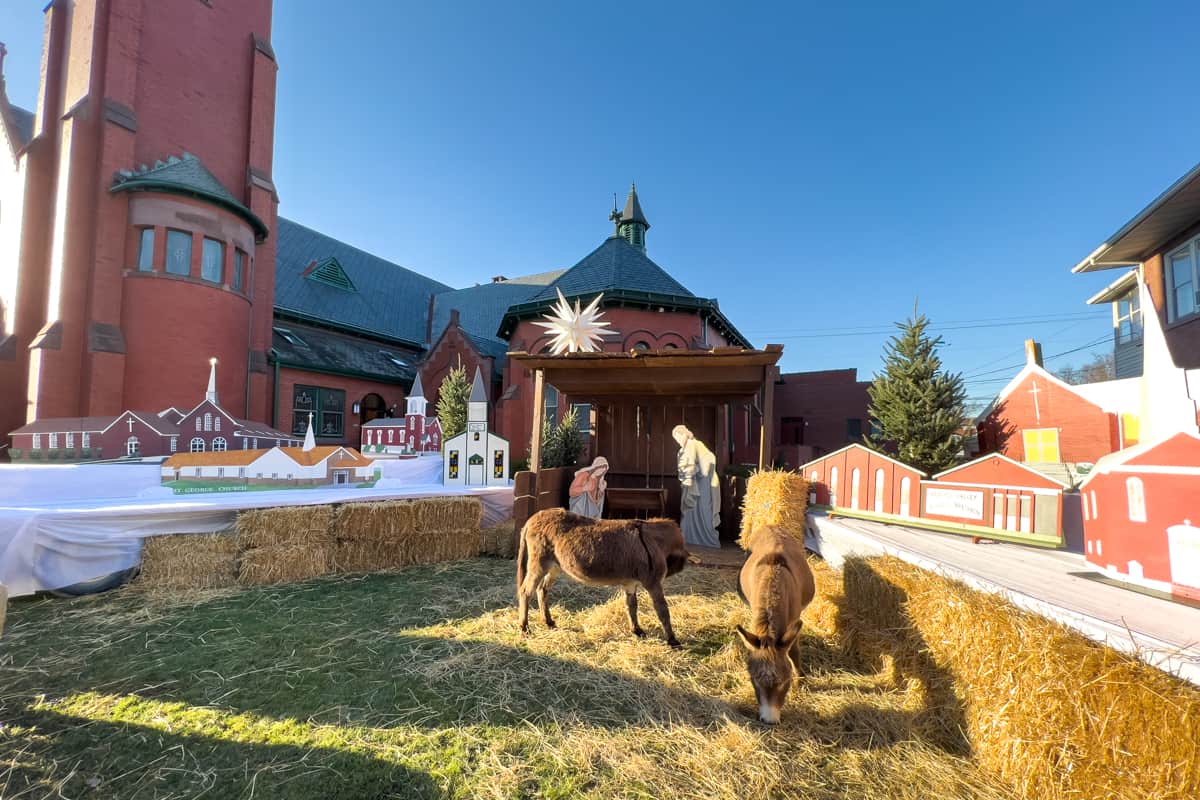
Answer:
top-left (271, 321), bottom-right (418, 385)
top-left (531, 236), bottom-right (693, 301)
top-left (619, 184), bottom-right (649, 227)
top-left (110, 153), bottom-right (268, 240)
top-left (469, 367), bottom-right (488, 402)
top-left (430, 271), bottom-right (565, 366)
top-left (275, 217), bottom-right (452, 347)
top-left (409, 371), bottom-right (425, 399)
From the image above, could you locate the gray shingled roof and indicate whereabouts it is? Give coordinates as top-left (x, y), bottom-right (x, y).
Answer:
top-left (531, 236), bottom-right (693, 301)
top-left (110, 153), bottom-right (267, 239)
top-left (271, 322), bottom-right (418, 384)
top-left (9, 105), bottom-right (34, 149)
top-left (620, 184), bottom-right (649, 227)
top-left (430, 271), bottom-right (564, 363)
top-left (275, 217), bottom-right (452, 346)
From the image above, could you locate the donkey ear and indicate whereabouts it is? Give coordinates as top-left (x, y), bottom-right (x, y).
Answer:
top-left (735, 625), bottom-right (761, 650)
top-left (777, 619), bottom-right (804, 651)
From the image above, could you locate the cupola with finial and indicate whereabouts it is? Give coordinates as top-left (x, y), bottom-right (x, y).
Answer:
top-left (609, 183), bottom-right (650, 251)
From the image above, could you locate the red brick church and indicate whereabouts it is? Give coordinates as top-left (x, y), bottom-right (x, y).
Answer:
top-left (0, 1), bottom-right (865, 465)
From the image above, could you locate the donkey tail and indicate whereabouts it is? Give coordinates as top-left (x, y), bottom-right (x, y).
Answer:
top-left (516, 520), bottom-right (529, 594)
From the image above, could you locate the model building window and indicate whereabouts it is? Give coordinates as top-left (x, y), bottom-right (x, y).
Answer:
top-left (49, 433), bottom-right (58, 448)
top-left (126, 436), bottom-right (140, 456)
top-left (204, 413), bottom-right (213, 431)
top-left (66, 432), bottom-right (74, 449)
top-left (1167, 237), bottom-right (1200, 321)
top-left (1125, 477), bottom-right (1146, 522)
top-left (212, 437), bottom-right (227, 452)
top-left (137, 228), bottom-right (155, 271)
top-left (292, 385), bottom-right (345, 437)
top-left (169, 436), bottom-right (177, 453)
top-left (82, 432), bottom-right (91, 448)
top-left (233, 249), bottom-right (246, 291)
top-left (201, 237), bottom-right (224, 283)
top-left (214, 416), bottom-right (221, 432)
top-left (32, 434), bottom-right (41, 449)
top-left (190, 437), bottom-right (205, 452)
top-left (1115, 291), bottom-right (1142, 343)
top-left (165, 229), bottom-right (192, 275)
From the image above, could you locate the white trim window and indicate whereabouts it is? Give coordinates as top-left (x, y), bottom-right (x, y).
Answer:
top-left (214, 416), bottom-right (221, 432)
top-left (32, 434), bottom-right (41, 449)
top-left (170, 436), bottom-right (178, 453)
top-left (49, 433), bottom-right (58, 449)
top-left (1115, 290), bottom-right (1142, 343)
top-left (204, 413), bottom-right (213, 432)
top-left (126, 436), bottom-right (140, 456)
top-left (1125, 477), bottom-right (1146, 522)
top-left (873, 468), bottom-right (885, 513)
top-left (190, 437), bottom-right (206, 453)
top-left (850, 468), bottom-right (862, 509)
top-left (66, 432), bottom-right (74, 449)
top-left (1166, 236), bottom-right (1200, 322)
top-left (212, 437), bottom-right (227, 452)
top-left (829, 466), bottom-right (839, 507)
top-left (195, 417), bottom-right (202, 431)
top-left (82, 432), bottom-right (91, 448)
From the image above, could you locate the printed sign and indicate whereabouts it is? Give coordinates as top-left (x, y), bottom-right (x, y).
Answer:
top-left (925, 487), bottom-right (984, 520)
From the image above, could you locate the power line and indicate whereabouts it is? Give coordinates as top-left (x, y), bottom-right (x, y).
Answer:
top-left (752, 312), bottom-right (1108, 340)
top-left (962, 335), bottom-right (1111, 386)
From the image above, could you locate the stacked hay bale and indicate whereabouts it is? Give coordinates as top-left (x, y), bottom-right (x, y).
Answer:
top-left (235, 505), bottom-right (335, 585)
top-left (137, 532), bottom-right (239, 590)
top-left (333, 497), bottom-right (482, 572)
top-left (738, 469), bottom-right (809, 548)
top-left (834, 555), bottom-right (1200, 800)
top-left (479, 521), bottom-right (518, 559)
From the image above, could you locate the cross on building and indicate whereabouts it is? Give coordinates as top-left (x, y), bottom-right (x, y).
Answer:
top-left (1028, 380), bottom-right (1041, 424)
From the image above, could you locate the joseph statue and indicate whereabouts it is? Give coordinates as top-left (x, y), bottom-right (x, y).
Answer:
top-left (672, 424), bottom-right (721, 547)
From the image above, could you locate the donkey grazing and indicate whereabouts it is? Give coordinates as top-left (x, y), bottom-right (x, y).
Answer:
top-left (735, 524), bottom-right (816, 724)
top-left (517, 508), bottom-right (691, 646)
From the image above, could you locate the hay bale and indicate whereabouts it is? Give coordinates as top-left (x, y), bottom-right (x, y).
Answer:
top-left (137, 532), bottom-right (238, 590)
top-left (332, 498), bottom-right (483, 573)
top-left (238, 543), bottom-right (331, 585)
top-left (479, 521), bottom-right (517, 559)
top-left (738, 469), bottom-right (808, 548)
top-left (834, 556), bottom-right (1200, 800)
top-left (235, 505), bottom-right (334, 549)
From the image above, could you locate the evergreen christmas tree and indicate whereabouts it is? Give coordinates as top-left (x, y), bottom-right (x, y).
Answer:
top-left (436, 363), bottom-right (471, 441)
top-left (867, 313), bottom-right (967, 475)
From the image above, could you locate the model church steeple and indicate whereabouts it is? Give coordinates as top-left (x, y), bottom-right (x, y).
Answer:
top-left (406, 373), bottom-right (428, 418)
top-left (610, 183), bottom-right (650, 251)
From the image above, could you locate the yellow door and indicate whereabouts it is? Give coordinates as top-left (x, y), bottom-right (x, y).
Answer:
top-left (1022, 428), bottom-right (1060, 462)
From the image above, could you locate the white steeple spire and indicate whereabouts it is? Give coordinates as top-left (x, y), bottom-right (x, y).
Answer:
top-left (303, 411), bottom-right (316, 451)
top-left (407, 373), bottom-right (428, 417)
top-left (205, 358), bottom-right (219, 404)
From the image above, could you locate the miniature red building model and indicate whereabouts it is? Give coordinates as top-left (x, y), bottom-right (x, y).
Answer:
top-left (7, 359), bottom-right (297, 460)
top-left (925, 454), bottom-right (1068, 541)
top-left (1077, 432), bottom-right (1200, 601)
top-left (801, 443), bottom-right (926, 517)
top-left (359, 374), bottom-right (442, 456)
top-left (976, 340), bottom-right (1139, 465)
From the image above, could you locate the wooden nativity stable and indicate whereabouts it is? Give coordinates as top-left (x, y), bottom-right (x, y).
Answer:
top-left (509, 346), bottom-right (783, 532)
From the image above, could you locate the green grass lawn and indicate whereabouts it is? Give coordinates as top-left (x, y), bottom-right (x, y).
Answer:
top-left (0, 559), bottom-right (1016, 800)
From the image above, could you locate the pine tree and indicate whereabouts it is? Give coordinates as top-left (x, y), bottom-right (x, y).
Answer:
top-left (867, 313), bottom-right (967, 475)
top-left (435, 364), bottom-right (470, 441)
top-left (538, 405), bottom-right (582, 468)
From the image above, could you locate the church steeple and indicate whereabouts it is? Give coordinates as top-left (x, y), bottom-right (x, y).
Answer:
top-left (610, 183), bottom-right (650, 251)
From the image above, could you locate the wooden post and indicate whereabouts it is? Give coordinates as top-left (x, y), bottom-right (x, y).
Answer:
top-left (758, 367), bottom-right (775, 471)
top-left (530, 369), bottom-right (545, 472)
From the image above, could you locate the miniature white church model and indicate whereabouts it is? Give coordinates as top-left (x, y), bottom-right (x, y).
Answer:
top-left (443, 367), bottom-right (510, 486)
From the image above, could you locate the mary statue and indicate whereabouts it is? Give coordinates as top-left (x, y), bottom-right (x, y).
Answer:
top-left (568, 456), bottom-right (609, 519)
top-left (672, 425), bottom-right (720, 547)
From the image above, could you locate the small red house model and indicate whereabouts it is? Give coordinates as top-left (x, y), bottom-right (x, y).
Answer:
top-left (926, 453), bottom-right (1068, 541)
top-left (801, 443), bottom-right (926, 517)
top-left (358, 373), bottom-right (442, 456)
top-left (1078, 432), bottom-right (1200, 601)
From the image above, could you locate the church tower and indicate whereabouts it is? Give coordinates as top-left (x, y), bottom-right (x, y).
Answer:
top-left (3, 0), bottom-right (278, 432)
top-left (611, 183), bottom-right (650, 251)
top-left (405, 372), bottom-right (428, 451)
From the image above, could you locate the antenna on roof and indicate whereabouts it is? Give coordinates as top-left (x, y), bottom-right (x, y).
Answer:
top-left (609, 192), bottom-right (620, 234)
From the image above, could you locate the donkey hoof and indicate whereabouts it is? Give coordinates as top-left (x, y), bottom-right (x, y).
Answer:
top-left (632, 628), bottom-right (647, 638)
top-left (545, 620), bottom-right (556, 629)
top-left (666, 637), bottom-right (682, 649)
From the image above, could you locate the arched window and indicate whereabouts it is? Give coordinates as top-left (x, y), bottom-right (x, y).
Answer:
top-left (662, 343), bottom-right (679, 350)
top-left (851, 468), bottom-right (861, 509)
top-left (214, 416), bottom-right (221, 431)
top-left (829, 467), bottom-right (839, 507)
top-left (1126, 477), bottom-right (1146, 522)
top-left (634, 341), bottom-right (651, 351)
top-left (212, 437), bottom-right (227, 452)
top-left (899, 476), bottom-right (912, 516)
top-left (874, 468), bottom-right (885, 513)
top-left (190, 437), bottom-right (205, 453)
top-left (204, 413), bottom-right (212, 431)
top-left (126, 436), bottom-right (140, 456)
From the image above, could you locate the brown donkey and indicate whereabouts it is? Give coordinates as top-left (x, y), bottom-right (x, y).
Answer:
top-left (735, 524), bottom-right (816, 724)
top-left (517, 508), bottom-right (691, 646)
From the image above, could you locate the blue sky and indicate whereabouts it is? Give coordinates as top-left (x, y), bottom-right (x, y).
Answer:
top-left (4, 1), bottom-right (1198, 405)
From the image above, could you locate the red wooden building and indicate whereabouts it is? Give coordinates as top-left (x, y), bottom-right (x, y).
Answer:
top-left (925, 454), bottom-right (1068, 541)
top-left (801, 443), bottom-right (926, 517)
top-left (977, 340), bottom-right (1138, 465)
top-left (1078, 432), bottom-right (1200, 601)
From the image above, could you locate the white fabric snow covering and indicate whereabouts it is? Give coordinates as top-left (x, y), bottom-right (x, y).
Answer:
top-left (0, 457), bottom-right (512, 597)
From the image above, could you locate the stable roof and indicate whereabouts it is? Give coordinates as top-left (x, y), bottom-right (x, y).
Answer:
top-left (509, 346), bottom-right (782, 402)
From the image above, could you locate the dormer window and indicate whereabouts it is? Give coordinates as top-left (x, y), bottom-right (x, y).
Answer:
top-left (274, 326), bottom-right (305, 347)
top-left (305, 257), bottom-right (355, 291)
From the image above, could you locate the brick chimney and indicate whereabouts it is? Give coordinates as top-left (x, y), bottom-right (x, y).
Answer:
top-left (1024, 338), bottom-right (1043, 367)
